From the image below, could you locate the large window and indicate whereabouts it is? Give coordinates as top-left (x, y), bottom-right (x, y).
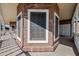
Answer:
top-left (28, 9), bottom-right (49, 43)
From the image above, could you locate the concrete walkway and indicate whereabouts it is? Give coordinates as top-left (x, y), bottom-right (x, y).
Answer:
top-left (0, 31), bottom-right (78, 56)
top-left (0, 31), bottom-right (30, 56)
top-left (29, 37), bottom-right (78, 56)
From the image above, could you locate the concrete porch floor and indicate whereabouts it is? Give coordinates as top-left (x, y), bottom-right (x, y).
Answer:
top-left (0, 32), bottom-right (78, 56)
top-left (29, 37), bottom-right (79, 56)
top-left (0, 31), bottom-right (30, 56)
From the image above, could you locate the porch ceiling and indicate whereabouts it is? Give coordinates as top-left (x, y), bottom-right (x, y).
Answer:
top-left (0, 3), bottom-right (77, 24)
top-left (57, 3), bottom-right (76, 20)
top-left (0, 3), bottom-right (18, 24)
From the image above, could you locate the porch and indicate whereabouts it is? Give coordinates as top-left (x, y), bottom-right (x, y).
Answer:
top-left (0, 3), bottom-right (79, 56)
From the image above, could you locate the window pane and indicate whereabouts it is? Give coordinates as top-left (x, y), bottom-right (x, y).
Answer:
top-left (30, 12), bottom-right (46, 40)
top-left (55, 16), bottom-right (58, 38)
top-left (17, 16), bottom-right (21, 37)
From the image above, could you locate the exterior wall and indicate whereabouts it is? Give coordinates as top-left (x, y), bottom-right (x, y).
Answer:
top-left (17, 3), bottom-right (59, 52)
top-left (72, 4), bottom-right (79, 53)
top-left (59, 19), bottom-right (72, 37)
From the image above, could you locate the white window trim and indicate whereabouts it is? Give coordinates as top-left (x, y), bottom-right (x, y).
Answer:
top-left (54, 12), bottom-right (59, 42)
top-left (27, 9), bottom-right (49, 43)
top-left (17, 11), bottom-right (23, 42)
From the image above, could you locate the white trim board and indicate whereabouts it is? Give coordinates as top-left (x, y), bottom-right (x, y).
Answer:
top-left (27, 9), bottom-right (49, 43)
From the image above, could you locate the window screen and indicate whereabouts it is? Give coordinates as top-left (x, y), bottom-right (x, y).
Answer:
top-left (30, 12), bottom-right (46, 40)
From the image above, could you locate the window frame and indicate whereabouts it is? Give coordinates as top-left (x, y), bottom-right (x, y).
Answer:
top-left (28, 9), bottom-right (49, 43)
top-left (54, 12), bottom-right (59, 42)
top-left (17, 11), bottom-right (23, 42)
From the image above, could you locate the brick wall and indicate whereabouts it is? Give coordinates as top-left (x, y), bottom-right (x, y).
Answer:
top-left (17, 3), bottom-right (59, 52)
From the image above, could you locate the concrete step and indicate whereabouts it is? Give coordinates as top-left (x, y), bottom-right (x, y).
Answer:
top-left (0, 46), bottom-right (17, 54)
top-left (0, 47), bottom-right (20, 56)
top-left (7, 49), bottom-right (23, 56)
